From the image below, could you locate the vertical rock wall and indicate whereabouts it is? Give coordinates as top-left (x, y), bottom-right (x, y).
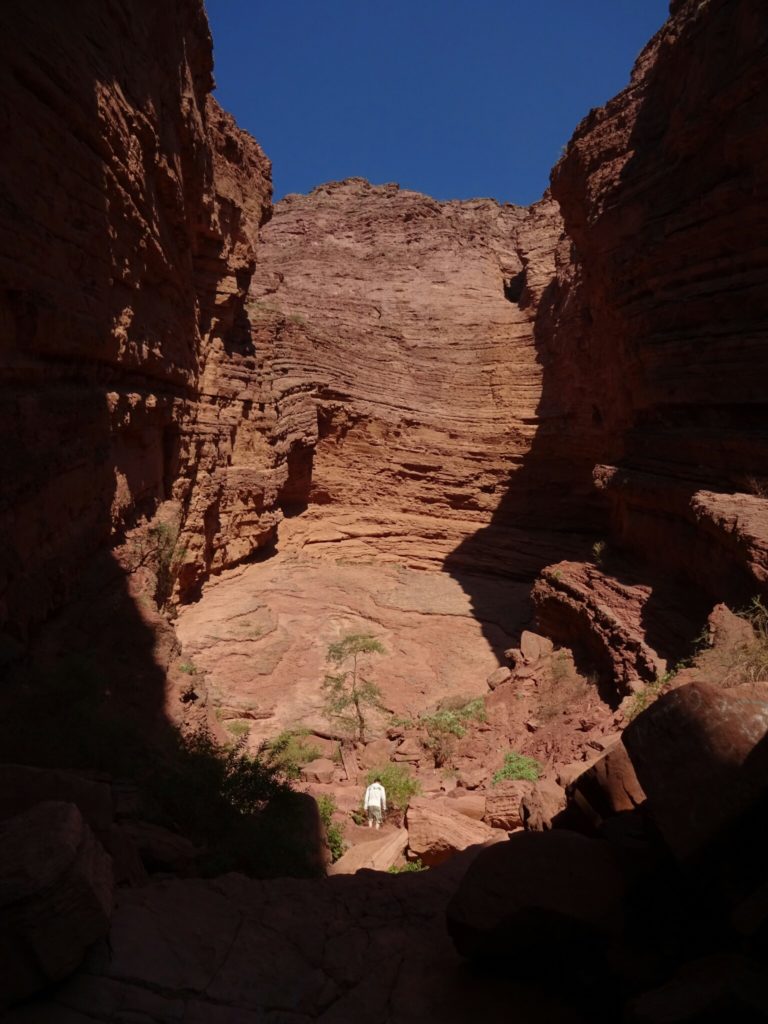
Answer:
top-left (551, 0), bottom-right (768, 605)
top-left (0, 0), bottom-right (271, 644)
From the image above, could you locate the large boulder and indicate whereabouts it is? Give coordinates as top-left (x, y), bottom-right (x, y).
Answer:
top-left (520, 778), bottom-right (568, 831)
top-left (328, 829), bottom-right (408, 875)
top-left (447, 830), bottom-right (626, 968)
top-left (623, 681), bottom-right (768, 859)
top-left (0, 764), bottom-right (113, 838)
top-left (566, 739), bottom-right (645, 828)
top-left (445, 792), bottom-right (486, 821)
top-left (0, 801), bottom-right (113, 1008)
top-left (358, 738), bottom-right (395, 769)
top-left (520, 630), bottom-right (554, 665)
top-left (301, 757), bottom-right (336, 784)
top-left (122, 820), bottom-right (200, 875)
top-left (483, 780), bottom-right (532, 830)
top-left (405, 797), bottom-right (505, 867)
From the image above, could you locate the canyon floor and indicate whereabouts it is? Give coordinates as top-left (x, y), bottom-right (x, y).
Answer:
top-left (176, 521), bottom-right (530, 746)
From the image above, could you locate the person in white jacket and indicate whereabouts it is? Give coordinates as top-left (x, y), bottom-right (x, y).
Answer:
top-left (363, 779), bottom-right (387, 829)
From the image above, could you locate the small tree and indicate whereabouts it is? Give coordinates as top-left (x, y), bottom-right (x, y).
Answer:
top-left (322, 633), bottom-right (385, 743)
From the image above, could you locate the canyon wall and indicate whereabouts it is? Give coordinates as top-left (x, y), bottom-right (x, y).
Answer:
top-left (0, 0), bottom-right (271, 648)
top-left (2, 0), bottom-right (766, 693)
top-left (531, 0), bottom-right (768, 690)
top-left (550, 0), bottom-right (768, 605)
top-left (245, 181), bottom-right (606, 578)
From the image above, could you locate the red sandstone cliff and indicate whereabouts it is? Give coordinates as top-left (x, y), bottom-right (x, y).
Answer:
top-left (0, 0), bottom-right (270, 647)
top-left (246, 180), bottom-right (604, 578)
top-left (531, 0), bottom-right (768, 692)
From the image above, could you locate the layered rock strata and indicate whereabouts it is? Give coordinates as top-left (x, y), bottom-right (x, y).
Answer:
top-left (0, 0), bottom-right (272, 648)
top-left (247, 181), bottom-right (605, 576)
top-left (549, 0), bottom-right (768, 607)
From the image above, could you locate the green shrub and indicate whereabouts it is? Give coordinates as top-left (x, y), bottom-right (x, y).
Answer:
top-left (316, 794), bottom-right (346, 862)
top-left (226, 720), bottom-right (250, 739)
top-left (625, 677), bottom-right (667, 721)
top-left (179, 661), bottom-right (198, 675)
top-left (365, 763), bottom-right (421, 810)
top-left (421, 696), bottom-right (486, 767)
top-left (387, 857), bottom-right (426, 874)
top-left (263, 728), bottom-right (321, 780)
top-left (492, 752), bottom-right (543, 785)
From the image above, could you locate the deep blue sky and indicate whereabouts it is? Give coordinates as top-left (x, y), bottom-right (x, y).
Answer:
top-left (206, 1), bottom-right (669, 206)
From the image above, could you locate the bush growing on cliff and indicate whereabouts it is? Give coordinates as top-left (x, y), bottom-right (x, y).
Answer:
top-left (263, 728), bottom-right (321, 780)
top-left (316, 794), bottom-right (346, 862)
top-left (322, 633), bottom-right (385, 742)
top-left (492, 752), bottom-right (542, 785)
top-left (421, 696), bottom-right (487, 767)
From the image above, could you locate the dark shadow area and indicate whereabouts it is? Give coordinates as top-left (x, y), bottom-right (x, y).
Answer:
top-left (0, 0), bottom-right (320, 890)
top-left (445, 0), bottom-right (768, 683)
top-left (441, 268), bottom-right (612, 665)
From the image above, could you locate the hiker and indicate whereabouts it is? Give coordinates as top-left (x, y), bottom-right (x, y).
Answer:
top-left (364, 778), bottom-right (387, 829)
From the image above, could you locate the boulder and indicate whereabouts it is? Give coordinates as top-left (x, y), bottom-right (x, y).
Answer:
top-left (446, 793), bottom-right (486, 821)
top-left (520, 778), bottom-right (568, 831)
top-left (259, 791), bottom-right (328, 878)
top-left (520, 630), bottom-right (553, 665)
top-left (0, 764), bottom-right (113, 838)
top-left (447, 830), bottom-right (626, 966)
top-left (103, 825), bottom-right (148, 887)
top-left (391, 736), bottom-right (424, 764)
top-left (328, 829), bottom-right (408, 875)
top-left (122, 821), bottom-right (200, 875)
top-left (486, 666), bottom-right (512, 690)
top-left (623, 681), bottom-right (768, 859)
top-left (483, 780), bottom-right (532, 830)
top-left (405, 796), bottom-right (505, 867)
top-left (0, 802), bottom-right (113, 1008)
top-left (301, 757), bottom-right (336, 784)
top-left (566, 739), bottom-right (645, 828)
top-left (457, 765), bottom-right (487, 790)
top-left (358, 738), bottom-right (395, 769)
top-left (306, 783), bottom-right (363, 817)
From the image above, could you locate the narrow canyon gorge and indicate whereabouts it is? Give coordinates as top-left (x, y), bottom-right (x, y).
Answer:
top-left (1, 0), bottom-right (767, 1021)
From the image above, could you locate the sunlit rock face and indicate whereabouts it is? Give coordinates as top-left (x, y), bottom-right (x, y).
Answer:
top-left (246, 179), bottom-right (604, 577)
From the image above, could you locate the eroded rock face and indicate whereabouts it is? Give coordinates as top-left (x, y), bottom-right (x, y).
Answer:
top-left (0, 0), bottom-right (271, 646)
top-left (550, 0), bottom-right (768, 609)
top-left (247, 181), bottom-right (602, 576)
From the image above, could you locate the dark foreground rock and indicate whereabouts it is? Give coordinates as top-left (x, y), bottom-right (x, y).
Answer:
top-left (0, 802), bottom-right (113, 1009)
top-left (446, 830), bottom-right (626, 969)
top-left (5, 856), bottom-right (584, 1024)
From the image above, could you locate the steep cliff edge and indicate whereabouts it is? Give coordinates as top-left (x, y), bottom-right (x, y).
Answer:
top-left (0, 0), bottom-right (270, 652)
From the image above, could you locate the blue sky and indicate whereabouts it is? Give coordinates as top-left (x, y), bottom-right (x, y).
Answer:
top-left (205, 1), bottom-right (669, 206)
